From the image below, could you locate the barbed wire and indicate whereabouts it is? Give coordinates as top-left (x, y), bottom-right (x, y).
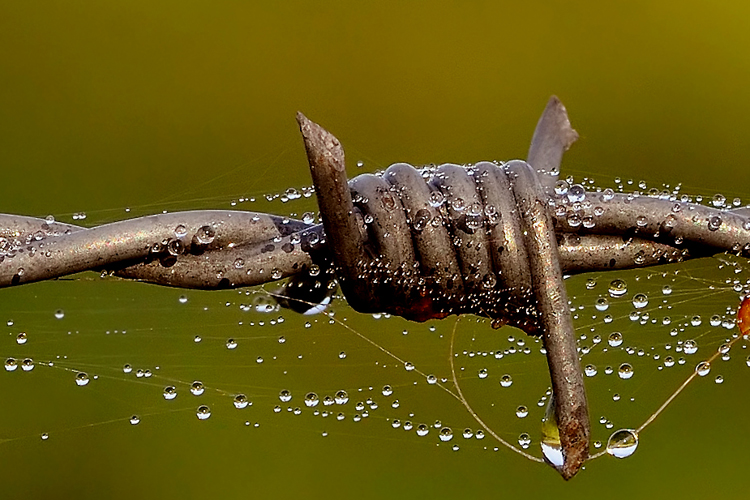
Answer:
top-left (1, 97), bottom-right (748, 479)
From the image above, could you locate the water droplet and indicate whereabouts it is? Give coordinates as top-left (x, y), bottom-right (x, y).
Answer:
top-left (75, 372), bottom-right (89, 386)
top-left (478, 368), bottom-right (488, 379)
top-left (304, 392), bottom-right (319, 407)
top-left (174, 224), bottom-right (188, 237)
top-left (5, 358), bottom-right (18, 372)
top-left (500, 374), bottom-right (513, 387)
top-left (194, 225), bottom-right (216, 245)
top-left (606, 429), bottom-right (638, 458)
top-left (608, 332), bottom-right (623, 347)
top-left (196, 405), bottom-right (211, 420)
top-left (279, 389), bottom-right (292, 403)
top-left (226, 338), bottom-right (238, 350)
top-left (41, 433), bottom-right (49, 441)
top-left (130, 415), bottom-right (140, 425)
top-left (684, 340), bottom-right (698, 354)
top-left (404, 362), bottom-right (415, 371)
top-left (632, 293), bottom-right (648, 309)
top-left (554, 180), bottom-right (569, 196)
top-left (439, 427), bottom-right (454, 442)
top-left (595, 297), bottom-right (609, 311)
top-left (584, 364), bottom-right (598, 377)
top-left (21, 358), bottom-right (34, 371)
top-left (518, 433), bottom-right (531, 448)
top-left (427, 374), bottom-right (438, 384)
top-left (190, 381), bottom-right (205, 396)
top-left (163, 386), bottom-right (177, 400)
top-left (338, 351), bottom-right (346, 359)
top-left (233, 394), bottom-right (249, 409)
top-left (695, 361), bottom-right (711, 376)
top-left (416, 424), bottom-right (429, 437)
top-left (54, 309), bottom-right (65, 319)
top-left (515, 405), bottom-right (528, 418)
top-left (608, 279), bottom-right (628, 298)
top-left (618, 363), bottom-right (634, 379)
top-left (567, 184), bottom-right (585, 202)
top-left (662, 285), bottom-right (672, 295)
top-left (708, 216), bottom-right (722, 231)
top-left (335, 390), bottom-right (349, 404)
top-left (16, 332), bottom-right (27, 344)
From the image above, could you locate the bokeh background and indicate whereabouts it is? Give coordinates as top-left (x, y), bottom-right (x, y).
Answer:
top-left (2, 2), bottom-right (750, 499)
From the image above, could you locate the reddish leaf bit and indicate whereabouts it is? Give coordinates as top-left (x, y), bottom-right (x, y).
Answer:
top-left (739, 295), bottom-right (750, 336)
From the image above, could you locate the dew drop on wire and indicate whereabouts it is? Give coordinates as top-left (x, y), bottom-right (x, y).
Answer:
top-left (695, 361), bottom-right (711, 376)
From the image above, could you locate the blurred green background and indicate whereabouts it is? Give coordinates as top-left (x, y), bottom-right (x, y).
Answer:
top-left (2, 1), bottom-right (750, 499)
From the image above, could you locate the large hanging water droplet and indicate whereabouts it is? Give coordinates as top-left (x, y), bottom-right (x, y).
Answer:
top-left (541, 397), bottom-right (563, 468)
top-left (606, 429), bottom-right (639, 458)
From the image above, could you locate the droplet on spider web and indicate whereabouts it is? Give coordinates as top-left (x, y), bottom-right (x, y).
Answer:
top-left (606, 429), bottom-right (639, 458)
